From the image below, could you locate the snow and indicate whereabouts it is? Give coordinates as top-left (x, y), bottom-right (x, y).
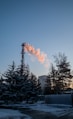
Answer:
top-left (0, 109), bottom-right (31, 119)
top-left (21, 101), bottom-right (73, 117)
top-left (1, 101), bottom-right (73, 118)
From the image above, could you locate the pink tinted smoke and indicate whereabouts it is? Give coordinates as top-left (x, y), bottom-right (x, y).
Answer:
top-left (24, 43), bottom-right (49, 68)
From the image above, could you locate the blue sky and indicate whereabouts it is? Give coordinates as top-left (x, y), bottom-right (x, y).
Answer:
top-left (0, 0), bottom-right (73, 77)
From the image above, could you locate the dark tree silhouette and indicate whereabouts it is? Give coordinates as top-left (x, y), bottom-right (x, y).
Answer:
top-left (45, 53), bottom-right (73, 94)
top-left (54, 53), bottom-right (73, 92)
top-left (1, 62), bottom-right (40, 103)
top-left (3, 61), bottom-right (16, 84)
top-left (44, 64), bottom-right (57, 94)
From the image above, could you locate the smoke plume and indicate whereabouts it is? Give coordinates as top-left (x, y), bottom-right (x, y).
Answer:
top-left (24, 43), bottom-right (49, 68)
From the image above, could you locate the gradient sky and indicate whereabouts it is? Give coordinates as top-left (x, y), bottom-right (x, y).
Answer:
top-left (0, 0), bottom-right (73, 77)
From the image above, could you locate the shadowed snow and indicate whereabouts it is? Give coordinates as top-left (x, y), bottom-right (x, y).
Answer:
top-left (0, 109), bottom-right (31, 119)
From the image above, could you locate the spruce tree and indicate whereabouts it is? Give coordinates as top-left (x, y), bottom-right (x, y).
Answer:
top-left (54, 53), bottom-right (73, 92)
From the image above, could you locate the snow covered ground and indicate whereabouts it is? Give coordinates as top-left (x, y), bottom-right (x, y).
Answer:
top-left (0, 109), bottom-right (31, 119)
top-left (1, 101), bottom-right (73, 118)
top-left (21, 101), bottom-right (73, 117)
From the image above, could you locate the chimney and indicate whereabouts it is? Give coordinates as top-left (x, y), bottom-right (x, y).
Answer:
top-left (21, 43), bottom-right (25, 75)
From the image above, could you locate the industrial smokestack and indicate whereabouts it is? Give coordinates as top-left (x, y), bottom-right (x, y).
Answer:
top-left (20, 42), bottom-right (49, 75)
top-left (21, 43), bottom-right (26, 75)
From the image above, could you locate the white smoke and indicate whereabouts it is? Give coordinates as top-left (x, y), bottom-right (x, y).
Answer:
top-left (24, 43), bottom-right (49, 68)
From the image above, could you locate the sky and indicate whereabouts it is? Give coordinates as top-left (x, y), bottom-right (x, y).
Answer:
top-left (0, 0), bottom-right (73, 77)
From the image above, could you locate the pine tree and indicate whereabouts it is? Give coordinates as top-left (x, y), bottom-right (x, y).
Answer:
top-left (44, 64), bottom-right (57, 94)
top-left (2, 62), bottom-right (40, 103)
top-left (3, 61), bottom-right (16, 84)
top-left (24, 73), bottom-right (41, 103)
top-left (54, 53), bottom-right (73, 92)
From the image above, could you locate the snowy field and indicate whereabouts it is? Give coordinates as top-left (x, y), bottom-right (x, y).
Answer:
top-left (28, 104), bottom-right (72, 117)
top-left (21, 101), bottom-right (73, 117)
top-left (1, 101), bottom-right (73, 118)
top-left (0, 109), bottom-right (31, 119)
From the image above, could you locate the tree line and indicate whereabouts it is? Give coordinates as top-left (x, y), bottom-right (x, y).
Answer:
top-left (0, 62), bottom-right (41, 103)
top-left (0, 53), bottom-right (73, 103)
top-left (44, 53), bottom-right (73, 94)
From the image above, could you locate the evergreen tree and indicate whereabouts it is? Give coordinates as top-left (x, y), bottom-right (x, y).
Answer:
top-left (30, 73), bottom-right (41, 94)
top-left (45, 53), bottom-right (73, 94)
top-left (23, 73), bottom-right (41, 103)
top-left (3, 61), bottom-right (16, 84)
top-left (2, 62), bottom-right (40, 103)
top-left (54, 53), bottom-right (73, 92)
top-left (44, 64), bottom-right (57, 94)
